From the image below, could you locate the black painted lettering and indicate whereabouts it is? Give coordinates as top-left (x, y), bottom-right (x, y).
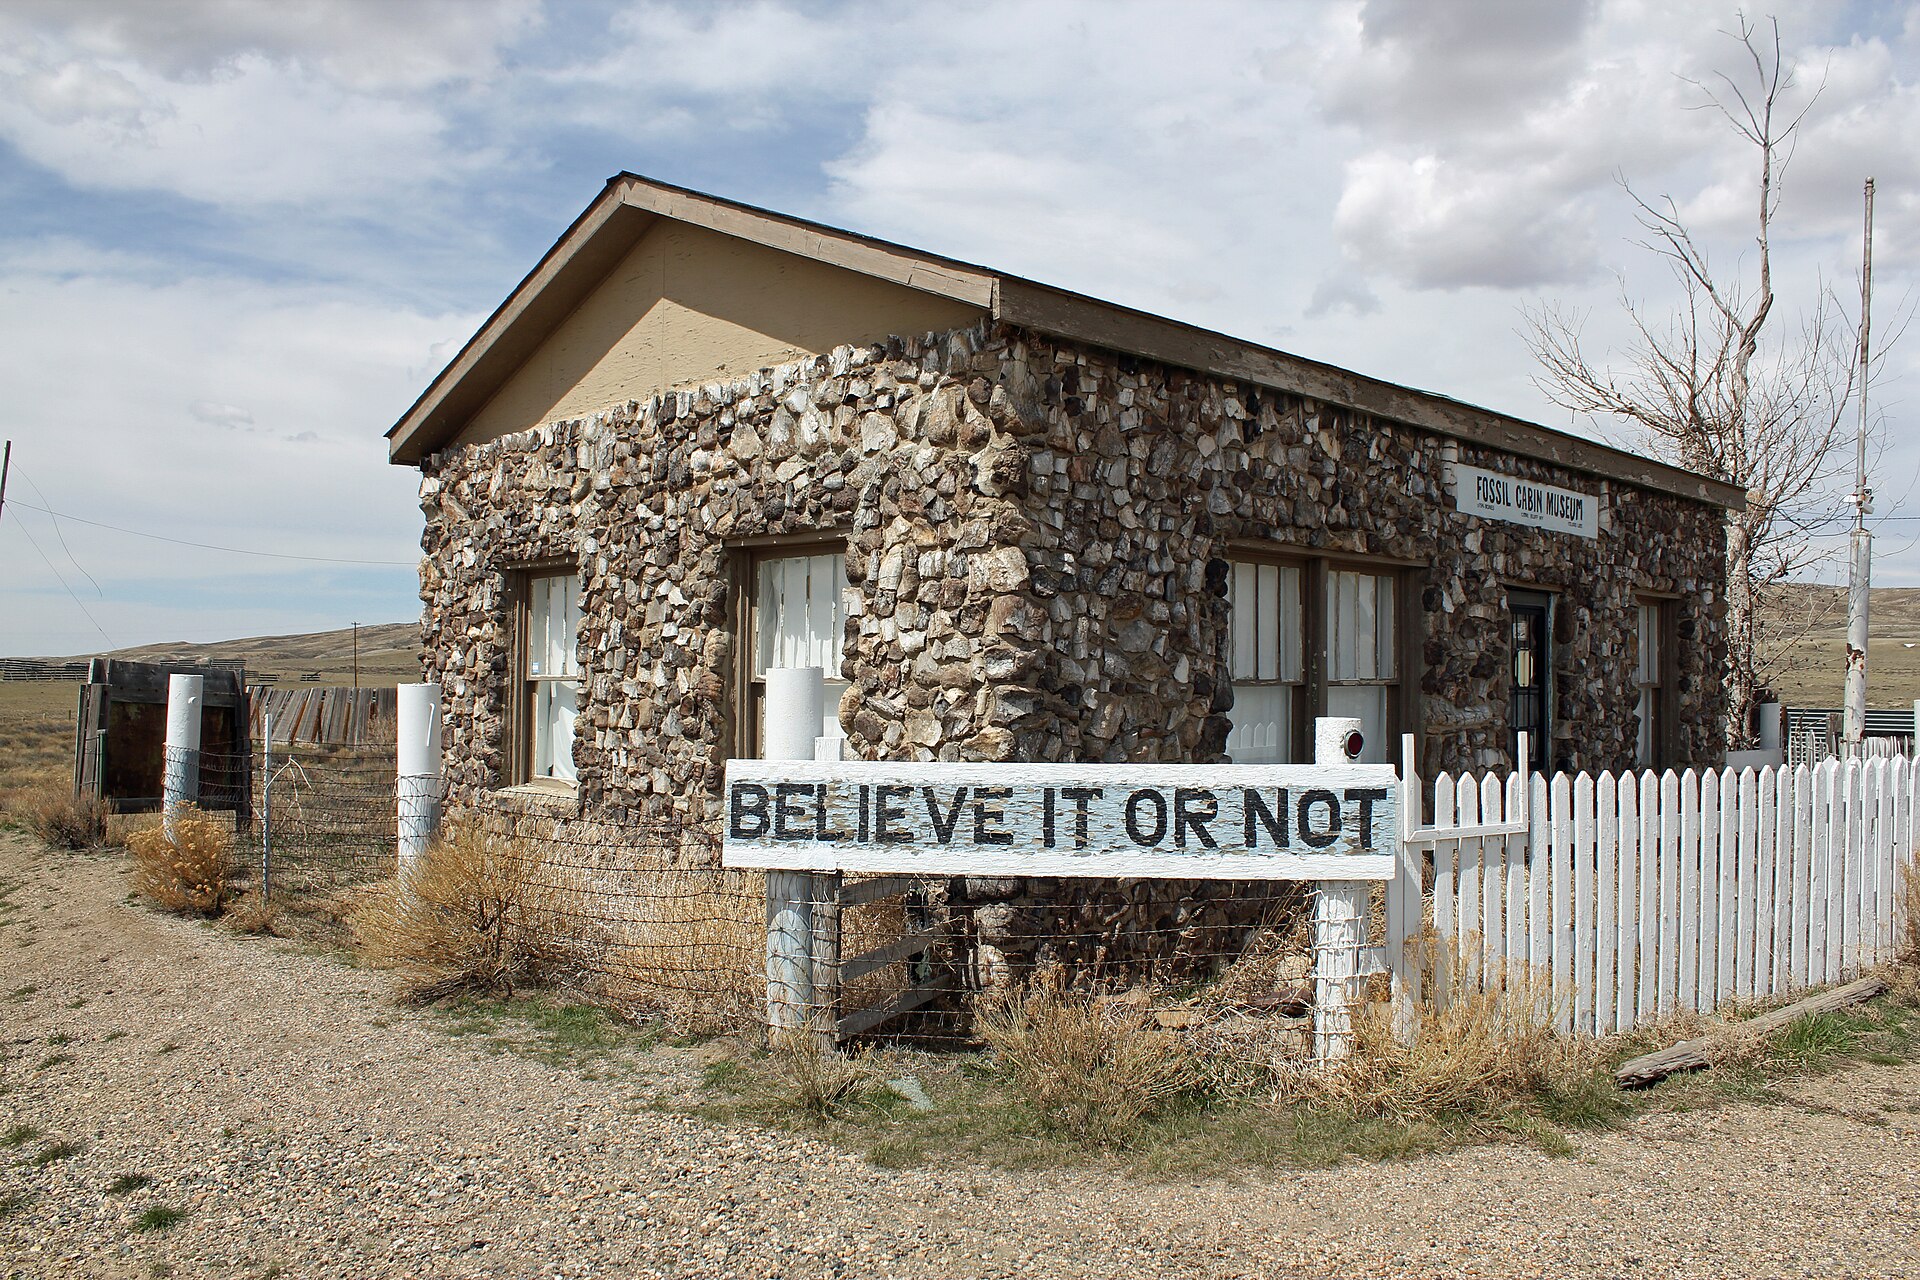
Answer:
top-left (729, 784), bottom-right (769, 839)
top-left (1061, 787), bottom-right (1101, 849)
top-left (876, 785), bottom-right (914, 843)
top-left (1043, 787), bottom-right (1057, 848)
top-left (1242, 787), bottom-right (1288, 848)
top-left (972, 787), bottom-right (1013, 845)
top-left (815, 782), bottom-right (846, 842)
top-left (774, 783), bottom-right (811, 840)
top-left (857, 784), bottom-right (870, 842)
top-left (1345, 787), bottom-right (1390, 850)
top-left (1125, 789), bottom-right (1168, 846)
top-left (1297, 788), bottom-right (1342, 849)
top-left (923, 786), bottom-right (969, 844)
top-left (1173, 788), bottom-right (1218, 849)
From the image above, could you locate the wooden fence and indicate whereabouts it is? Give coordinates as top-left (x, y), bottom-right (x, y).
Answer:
top-left (1417, 755), bottom-right (1916, 1035)
top-left (248, 686), bottom-right (397, 747)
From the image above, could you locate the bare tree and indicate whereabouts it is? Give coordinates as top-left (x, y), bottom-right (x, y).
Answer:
top-left (1525, 15), bottom-right (1861, 747)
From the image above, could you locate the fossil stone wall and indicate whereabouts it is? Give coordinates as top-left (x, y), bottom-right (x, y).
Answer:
top-left (415, 319), bottom-right (1726, 983)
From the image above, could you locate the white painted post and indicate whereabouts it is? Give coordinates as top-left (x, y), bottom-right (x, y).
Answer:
top-left (397, 683), bottom-right (444, 885)
top-left (162, 674), bottom-right (203, 840)
top-left (762, 667), bottom-right (825, 1039)
top-left (1313, 717), bottom-right (1367, 1063)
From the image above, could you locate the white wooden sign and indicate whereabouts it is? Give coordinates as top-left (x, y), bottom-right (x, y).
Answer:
top-left (1451, 463), bottom-right (1598, 539)
top-left (722, 760), bottom-right (1398, 880)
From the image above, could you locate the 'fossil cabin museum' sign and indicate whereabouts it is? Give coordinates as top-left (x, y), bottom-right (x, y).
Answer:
top-left (1451, 462), bottom-right (1599, 539)
top-left (721, 760), bottom-right (1400, 880)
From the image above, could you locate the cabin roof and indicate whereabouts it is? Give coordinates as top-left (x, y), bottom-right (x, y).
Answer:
top-left (387, 172), bottom-right (1744, 509)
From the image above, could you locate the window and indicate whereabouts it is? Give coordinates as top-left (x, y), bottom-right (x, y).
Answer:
top-left (1634, 599), bottom-right (1669, 769)
top-left (521, 571), bottom-right (581, 785)
top-left (1325, 569), bottom-right (1398, 764)
top-left (1227, 557), bottom-right (1404, 765)
top-left (743, 547), bottom-right (847, 757)
top-left (1226, 562), bottom-right (1303, 764)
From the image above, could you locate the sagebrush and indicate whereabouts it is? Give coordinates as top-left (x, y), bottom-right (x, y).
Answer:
top-left (127, 806), bottom-right (234, 915)
top-left (1275, 939), bottom-right (1597, 1124)
top-left (7, 783), bottom-right (104, 850)
top-left (349, 824), bottom-right (583, 1001)
top-left (974, 976), bottom-right (1204, 1142)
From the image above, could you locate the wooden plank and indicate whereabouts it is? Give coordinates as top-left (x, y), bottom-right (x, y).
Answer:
top-left (1806, 763), bottom-right (1830, 986)
top-left (1573, 772), bottom-right (1597, 1034)
top-left (1739, 767), bottom-right (1764, 1003)
top-left (838, 927), bottom-right (942, 985)
top-left (1842, 760), bottom-right (1867, 973)
top-left (1613, 773), bottom-right (1638, 1034)
top-left (1528, 773), bottom-right (1552, 980)
top-left (1826, 761), bottom-right (1849, 982)
top-left (1882, 759), bottom-right (1908, 960)
top-left (837, 875), bottom-right (928, 908)
top-left (1457, 775), bottom-right (1482, 989)
top-left (1638, 770), bottom-right (1660, 1024)
top-left (835, 981), bottom-right (945, 1041)
top-left (1481, 773), bottom-right (1506, 987)
top-left (1504, 772), bottom-right (1527, 991)
top-left (1614, 975), bottom-right (1889, 1089)
top-left (1789, 764), bottom-right (1812, 988)
top-left (1696, 769), bottom-right (1719, 1012)
top-left (1434, 772), bottom-right (1457, 999)
top-left (1595, 771), bottom-right (1619, 1036)
top-left (1657, 770), bottom-right (1681, 1017)
top-left (1717, 767), bottom-right (1738, 1007)
top-left (1680, 769), bottom-right (1703, 1013)
top-left (1551, 772), bottom-right (1574, 1033)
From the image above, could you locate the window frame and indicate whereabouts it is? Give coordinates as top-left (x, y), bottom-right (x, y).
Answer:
top-left (1633, 595), bottom-right (1679, 770)
top-left (1225, 546), bottom-right (1421, 765)
top-left (728, 536), bottom-right (849, 761)
top-left (504, 559), bottom-right (583, 791)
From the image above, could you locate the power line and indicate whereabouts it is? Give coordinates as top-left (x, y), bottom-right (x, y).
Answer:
top-left (7, 511), bottom-right (112, 645)
top-left (19, 471), bottom-right (102, 598)
top-left (5, 500), bottom-right (415, 566)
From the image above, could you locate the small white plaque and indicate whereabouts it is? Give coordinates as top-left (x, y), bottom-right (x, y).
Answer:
top-left (722, 760), bottom-right (1399, 881)
top-left (1451, 463), bottom-right (1598, 539)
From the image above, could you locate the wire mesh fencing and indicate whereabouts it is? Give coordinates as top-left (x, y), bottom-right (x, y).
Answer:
top-left (116, 743), bottom-right (1361, 1063)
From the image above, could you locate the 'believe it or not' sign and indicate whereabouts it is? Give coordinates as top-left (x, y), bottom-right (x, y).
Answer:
top-left (721, 760), bottom-right (1399, 880)
top-left (1451, 462), bottom-right (1598, 539)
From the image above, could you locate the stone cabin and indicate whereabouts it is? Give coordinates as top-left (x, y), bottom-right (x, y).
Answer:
top-left (389, 174), bottom-right (1739, 844)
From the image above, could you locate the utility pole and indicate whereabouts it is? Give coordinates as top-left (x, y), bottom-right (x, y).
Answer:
top-left (1843, 178), bottom-right (1875, 748)
top-left (352, 621), bottom-right (359, 691)
top-left (0, 440), bottom-right (12, 528)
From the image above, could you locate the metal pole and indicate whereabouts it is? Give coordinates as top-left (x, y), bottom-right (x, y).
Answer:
top-left (0, 440), bottom-right (12, 527)
top-left (1844, 178), bottom-right (1875, 746)
top-left (261, 710), bottom-right (272, 905)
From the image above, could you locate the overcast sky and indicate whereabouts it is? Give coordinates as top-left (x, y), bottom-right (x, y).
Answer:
top-left (2, 0), bottom-right (1917, 657)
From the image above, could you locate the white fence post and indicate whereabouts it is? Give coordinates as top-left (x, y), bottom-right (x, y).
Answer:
top-left (397, 682), bottom-right (443, 884)
top-left (1312, 717), bottom-right (1367, 1062)
top-left (762, 667), bottom-right (825, 1039)
top-left (162, 674), bottom-right (203, 840)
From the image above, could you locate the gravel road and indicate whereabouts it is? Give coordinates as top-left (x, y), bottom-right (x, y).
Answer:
top-left (3, 832), bottom-right (1919, 1279)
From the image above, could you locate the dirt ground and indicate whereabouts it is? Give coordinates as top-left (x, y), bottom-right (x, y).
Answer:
top-left (3, 832), bottom-right (1919, 1280)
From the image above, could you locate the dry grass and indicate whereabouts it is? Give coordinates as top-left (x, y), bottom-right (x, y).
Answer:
top-left (598, 866), bottom-right (765, 1032)
top-left (1891, 851), bottom-right (1920, 1005)
top-left (220, 889), bottom-right (282, 937)
top-left (1274, 939), bottom-right (1599, 1126)
top-left (974, 974), bottom-right (1205, 1142)
top-left (348, 824), bottom-right (584, 1002)
top-left (7, 782), bottom-right (104, 850)
top-left (721, 1030), bottom-right (894, 1121)
top-left (126, 805), bottom-right (235, 916)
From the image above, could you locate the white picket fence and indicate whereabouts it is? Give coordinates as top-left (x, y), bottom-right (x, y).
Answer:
top-left (1409, 751), bottom-right (1917, 1035)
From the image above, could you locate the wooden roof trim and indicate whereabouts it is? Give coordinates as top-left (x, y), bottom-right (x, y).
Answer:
top-left (387, 173), bottom-right (1746, 509)
top-left (993, 281), bottom-right (1748, 509)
